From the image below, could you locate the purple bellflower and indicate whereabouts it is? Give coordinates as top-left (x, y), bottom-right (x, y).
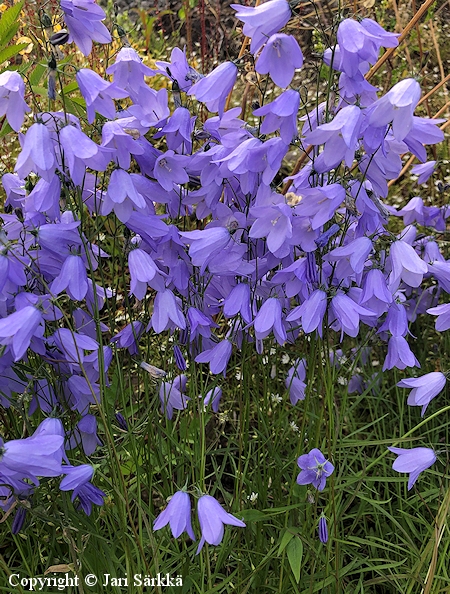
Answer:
top-left (106, 47), bottom-right (155, 100)
top-left (203, 386), bottom-right (223, 412)
top-left (398, 371), bottom-right (446, 416)
top-left (151, 289), bottom-right (186, 334)
top-left (15, 123), bottom-right (56, 182)
top-left (255, 34), bottom-right (303, 88)
top-left (388, 240), bottom-right (428, 291)
top-left (111, 321), bottom-right (144, 356)
top-left (388, 446), bottom-right (436, 490)
top-left (305, 105), bottom-right (363, 172)
top-left (154, 150), bottom-right (190, 191)
top-left (159, 375), bottom-right (190, 420)
top-left (296, 448), bottom-right (334, 491)
top-left (153, 490), bottom-right (195, 540)
top-left (196, 494), bottom-right (246, 554)
top-left (411, 160), bottom-right (436, 185)
top-left (368, 78), bottom-right (421, 141)
top-left (59, 124), bottom-right (113, 186)
top-left (318, 515), bottom-right (328, 543)
top-left (285, 359), bottom-right (307, 405)
top-left (286, 289), bottom-right (328, 337)
top-left (383, 336), bottom-right (420, 371)
top-left (76, 69), bottom-right (127, 123)
top-left (67, 414), bottom-right (102, 456)
top-left (60, 0), bottom-right (111, 57)
top-left (253, 89), bottom-right (300, 144)
top-left (231, 0), bottom-right (292, 54)
top-left (253, 297), bottom-right (286, 345)
top-left (195, 339), bottom-right (233, 376)
top-left (427, 303), bottom-right (450, 332)
top-left (0, 71), bottom-right (30, 131)
top-left (51, 254), bottom-right (89, 301)
top-left (187, 62), bottom-right (238, 116)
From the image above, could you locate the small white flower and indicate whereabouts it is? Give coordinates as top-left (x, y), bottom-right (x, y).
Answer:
top-left (290, 421), bottom-right (299, 432)
top-left (337, 376), bottom-right (347, 385)
top-left (271, 393), bottom-right (282, 403)
top-left (247, 492), bottom-right (258, 503)
top-left (281, 353), bottom-right (290, 364)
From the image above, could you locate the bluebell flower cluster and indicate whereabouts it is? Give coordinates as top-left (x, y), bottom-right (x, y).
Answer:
top-left (0, 0), bottom-right (447, 536)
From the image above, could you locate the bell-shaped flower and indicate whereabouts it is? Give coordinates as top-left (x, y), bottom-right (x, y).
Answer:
top-left (368, 78), bottom-right (421, 141)
top-left (60, 464), bottom-right (93, 492)
top-left (427, 303), bottom-right (450, 332)
top-left (51, 254), bottom-right (88, 301)
top-left (128, 248), bottom-right (164, 299)
top-left (72, 481), bottom-right (106, 515)
top-left (330, 292), bottom-right (375, 339)
top-left (336, 18), bottom-right (398, 77)
top-left (249, 203), bottom-right (293, 256)
top-left (326, 236), bottom-right (372, 277)
top-left (0, 71), bottom-right (30, 131)
top-left (294, 183), bottom-right (345, 230)
top-left (151, 289), bottom-right (186, 334)
top-left (67, 414), bottom-right (102, 456)
top-left (285, 359), bottom-right (307, 405)
top-left (59, 124), bottom-right (113, 186)
top-left (383, 335), bottom-right (420, 371)
top-left (253, 297), bottom-right (286, 345)
top-left (101, 120), bottom-right (145, 170)
top-left (388, 240), bottom-right (427, 291)
top-left (154, 107), bottom-right (196, 154)
top-left (154, 150), bottom-right (190, 191)
top-left (231, 0), bottom-right (292, 54)
top-left (76, 69), bottom-right (128, 123)
top-left (296, 448), bottom-right (334, 491)
top-left (196, 494), bottom-right (245, 554)
top-left (101, 169), bottom-right (147, 223)
top-left (153, 490), bottom-right (195, 539)
top-left (60, 0), bottom-right (111, 56)
top-left (187, 62), bottom-right (237, 116)
top-left (106, 47), bottom-right (155, 100)
top-left (181, 226), bottom-right (232, 274)
top-left (111, 321), bottom-right (144, 356)
top-left (305, 105), bottom-right (363, 172)
top-left (155, 47), bottom-right (198, 92)
top-left (403, 117), bottom-right (445, 162)
top-left (223, 283), bottom-right (252, 324)
top-left (388, 446), bottom-right (436, 490)
top-left (15, 123), bottom-right (56, 182)
top-left (187, 307), bottom-right (216, 341)
top-left (411, 160), bottom-right (436, 185)
top-left (159, 374), bottom-right (189, 419)
top-left (0, 426), bottom-right (64, 481)
top-left (253, 89), bottom-right (300, 144)
top-left (255, 34), bottom-right (303, 88)
top-left (0, 306), bottom-right (43, 361)
top-left (286, 289), bottom-right (328, 337)
top-left (203, 386), bottom-right (223, 412)
top-left (195, 339), bottom-right (233, 376)
top-left (398, 371), bottom-right (446, 416)
top-left (128, 88), bottom-right (170, 129)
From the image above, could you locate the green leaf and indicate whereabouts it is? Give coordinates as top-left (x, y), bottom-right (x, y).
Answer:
top-left (63, 81), bottom-right (79, 94)
top-left (278, 529), bottom-right (295, 556)
top-left (0, 21), bottom-right (19, 51)
top-left (29, 63), bottom-right (47, 86)
top-left (238, 509), bottom-right (267, 522)
top-left (0, 117), bottom-right (12, 138)
top-left (0, 43), bottom-right (28, 66)
top-left (286, 536), bottom-right (303, 584)
top-left (0, 0), bottom-right (24, 44)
